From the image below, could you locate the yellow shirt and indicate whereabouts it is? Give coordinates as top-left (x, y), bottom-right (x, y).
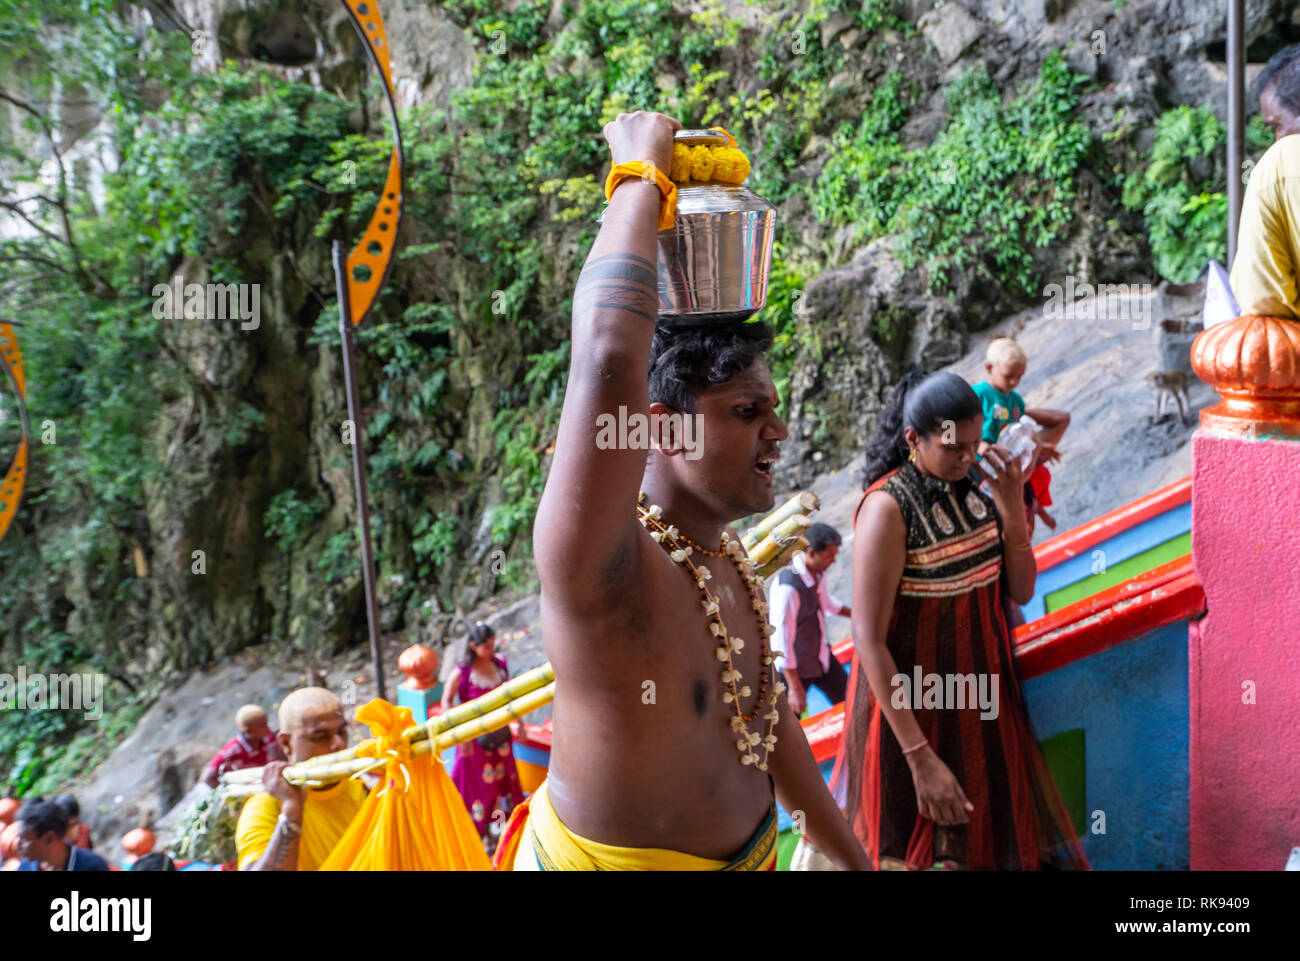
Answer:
top-left (1232, 133), bottom-right (1300, 319)
top-left (235, 779), bottom-right (366, 871)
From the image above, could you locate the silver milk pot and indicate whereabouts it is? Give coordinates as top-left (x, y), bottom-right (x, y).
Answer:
top-left (598, 128), bottom-right (777, 322)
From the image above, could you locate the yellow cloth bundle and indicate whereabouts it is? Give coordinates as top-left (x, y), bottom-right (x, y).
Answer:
top-left (318, 699), bottom-right (491, 871)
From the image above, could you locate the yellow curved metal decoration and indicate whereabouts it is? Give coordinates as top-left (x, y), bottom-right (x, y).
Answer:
top-left (0, 320), bottom-right (29, 545)
top-left (340, 0), bottom-right (404, 326)
top-left (335, 0), bottom-right (407, 699)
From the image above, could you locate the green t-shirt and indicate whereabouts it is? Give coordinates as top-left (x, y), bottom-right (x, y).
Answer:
top-left (972, 381), bottom-right (1025, 445)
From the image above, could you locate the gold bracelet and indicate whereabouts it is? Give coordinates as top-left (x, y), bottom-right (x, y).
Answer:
top-left (901, 738), bottom-right (929, 756)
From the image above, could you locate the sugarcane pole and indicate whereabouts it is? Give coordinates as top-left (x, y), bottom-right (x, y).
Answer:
top-left (1227, 0), bottom-right (1245, 265)
top-left (334, 240), bottom-right (386, 701)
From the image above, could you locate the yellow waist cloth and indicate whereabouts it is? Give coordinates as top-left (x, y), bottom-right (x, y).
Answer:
top-left (514, 779), bottom-right (777, 871)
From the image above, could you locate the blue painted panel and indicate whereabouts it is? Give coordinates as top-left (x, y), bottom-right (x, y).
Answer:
top-left (806, 684), bottom-right (833, 717)
top-left (1022, 620), bottom-right (1190, 870)
top-left (512, 742), bottom-right (550, 768)
top-left (1022, 503), bottom-right (1191, 621)
top-left (777, 758), bottom-right (837, 832)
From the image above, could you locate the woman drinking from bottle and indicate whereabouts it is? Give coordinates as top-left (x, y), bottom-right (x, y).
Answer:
top-left (834, 370), bottom-right (1087, 870)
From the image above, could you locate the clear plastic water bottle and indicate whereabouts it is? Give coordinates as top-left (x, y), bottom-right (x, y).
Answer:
top-left (978, 415), bottom-right (1040, 480)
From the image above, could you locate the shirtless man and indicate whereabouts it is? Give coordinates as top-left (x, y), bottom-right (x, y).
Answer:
top-left (521, 111), bottom-right (868, 870)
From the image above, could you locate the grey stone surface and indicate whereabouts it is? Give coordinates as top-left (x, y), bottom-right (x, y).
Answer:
top-left (918, 3), bottom-right (985, 65)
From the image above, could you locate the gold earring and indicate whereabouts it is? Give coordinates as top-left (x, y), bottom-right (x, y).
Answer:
top-left (908, 447), bottom-right (917, 464)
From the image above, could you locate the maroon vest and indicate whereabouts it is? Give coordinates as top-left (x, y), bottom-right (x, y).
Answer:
top-left (776, 567), bottom-right (824, 679)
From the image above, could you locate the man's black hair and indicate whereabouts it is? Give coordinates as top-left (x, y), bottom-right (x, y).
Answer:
top-left (1265, 56), bottom-right (1300, 117)
top-left (649, 319), bottom-right (774, 413)
top-left (1256, 43), bottom-right (1300, 103)
top-left (805, 522), bottom-right (842, 553)
top-left (132, 852), bottom-right (177, 871)
top-left (16, 799), bottom-right (68, 838)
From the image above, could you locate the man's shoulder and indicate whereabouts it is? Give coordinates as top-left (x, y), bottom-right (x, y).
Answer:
top-left (1255, 134), bottom-right (1300, 188)
top-left (774, 567), bottom-right (799, 587)
top-left (73, 849), bottom-right (109, 871)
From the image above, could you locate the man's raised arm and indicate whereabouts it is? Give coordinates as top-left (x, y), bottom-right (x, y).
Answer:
top-left (534, 111), bottom-right (681, 605)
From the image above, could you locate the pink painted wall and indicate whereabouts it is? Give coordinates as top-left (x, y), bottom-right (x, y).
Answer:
top-left (1190, 433), bottom-right (1300, 870)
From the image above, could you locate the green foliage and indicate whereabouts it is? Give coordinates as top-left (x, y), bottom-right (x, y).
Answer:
top-left (751, 245), bottom-right (812, 405)
top-left (316, 529), bottom-right (361, 585)
top-left (172, 790), bottom-right (241, 864)
top-left (812, 54), bottom-right (1092, 294)
top-left (263, 490), bottom-right (324, 552)
top-left (1122, 105), bottom-right (1226, 281)
top-left (0, 694), bottom-right (147, 797)
top-left (1122, 106), bottom-right (1274, 282)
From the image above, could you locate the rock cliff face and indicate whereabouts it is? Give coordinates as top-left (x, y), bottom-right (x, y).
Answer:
top-left (4, 0), bottom-right (1294, 691)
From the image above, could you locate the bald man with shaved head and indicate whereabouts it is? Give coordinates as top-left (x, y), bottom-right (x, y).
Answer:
top-left (235, 688), bottom-right (366, 871)
top-left (201, 704), bottom-right (284, 789)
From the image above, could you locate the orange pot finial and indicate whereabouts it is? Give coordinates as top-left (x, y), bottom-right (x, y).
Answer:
top-left (122, 827), bottom-right (156, 856)
top-left (398, 643), bottom-right (439, 690)
top-left (1190, 314), bottom-right (1300, 440)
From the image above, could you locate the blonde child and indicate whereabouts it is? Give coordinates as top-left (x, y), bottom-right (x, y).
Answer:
top-left (973, 338), bottom-right (1070, 532)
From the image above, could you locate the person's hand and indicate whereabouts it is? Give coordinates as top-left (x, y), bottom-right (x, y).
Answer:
top-left (982, 445), bottom-right (1023, 514)
top-left (603, 111), bottom-right (682, 185)
top-left (261, 760), bottom-right (304, 813)
top-left (1035, 441), bottom-right (1061, 466)
top-left (786, 680), bottom-right (806, 717)
top-left (907, 748), bottom-right (973, 826)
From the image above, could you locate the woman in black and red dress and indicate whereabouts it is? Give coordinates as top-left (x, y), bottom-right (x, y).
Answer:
top-left (834, 371), bottom-right (1087, 870)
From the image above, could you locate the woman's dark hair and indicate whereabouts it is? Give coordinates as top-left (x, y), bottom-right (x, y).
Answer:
top-left (54, 794), bottom-right (80, 819)
top-left (460, 621), bottom-right (495, 668)
top-left (649, 319), bottom-right (774, 413)
top-left (860, 370), bottom-right (982, 487)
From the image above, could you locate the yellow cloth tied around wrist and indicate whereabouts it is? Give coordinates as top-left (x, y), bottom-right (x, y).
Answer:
top-left (603, 127), bottom-right (753, 231)
top-left (605, 160), bottom-right (678, 230)
top-left (317, 698), bottom-right (491, 871)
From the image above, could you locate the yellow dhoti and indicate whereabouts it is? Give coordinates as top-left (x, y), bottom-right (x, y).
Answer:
top-left (499, 779), bottom-right (777, 871)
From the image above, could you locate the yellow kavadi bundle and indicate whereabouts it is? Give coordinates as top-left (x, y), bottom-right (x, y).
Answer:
top-left (319, 699), bottom-right (490, 871)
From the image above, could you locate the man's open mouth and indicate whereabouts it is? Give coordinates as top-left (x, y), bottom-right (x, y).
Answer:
top-left (754, 456), bottom-right (777, 479)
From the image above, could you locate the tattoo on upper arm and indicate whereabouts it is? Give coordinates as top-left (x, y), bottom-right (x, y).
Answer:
top-left (573, 253), bottom-right (657, 324)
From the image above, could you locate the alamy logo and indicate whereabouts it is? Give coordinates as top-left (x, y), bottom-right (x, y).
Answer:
top-left (890, 667), bottom-right (999, 720)
top-left (1041, 275), bottom-right (1152, 329)
top-left (595, 406), bottom-right (703, 460)
top-left (50, 892), bottom-right (151, 941)
top-left (0, 668), bottom-right (103, 720)
top-left (151, 275), bottom-right (260, 330)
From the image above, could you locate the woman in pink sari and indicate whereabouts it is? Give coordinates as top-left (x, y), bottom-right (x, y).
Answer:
top-left (442, 622), bottom-right (525, 854)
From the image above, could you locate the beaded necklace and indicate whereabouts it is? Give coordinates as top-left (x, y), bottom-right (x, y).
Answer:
top-left (636, 493), bottom-right (785, 769)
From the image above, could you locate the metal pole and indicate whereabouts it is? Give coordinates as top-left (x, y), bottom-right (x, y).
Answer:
top-left (333, 240), bottom-right (386, 701)
top-left (1227, 0), bottom-right (1246, 266)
